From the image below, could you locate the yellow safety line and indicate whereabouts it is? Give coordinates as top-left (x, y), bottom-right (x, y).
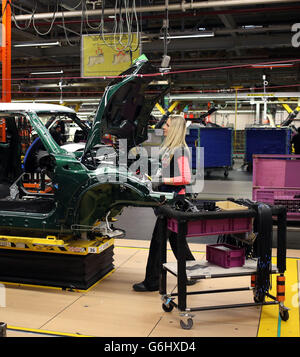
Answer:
top-left (257, 257), bottom-right (300, 337)
top-left (280, 259), bottom-right (300, 337)
top-left (84, 268), bottom-right (116, 292)
top-left (0, 280), bottom-right (64, 291)
top-left (7, 325), bottom-right (92, 337)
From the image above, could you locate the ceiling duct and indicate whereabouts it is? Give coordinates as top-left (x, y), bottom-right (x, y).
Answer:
top-left (14, 0), bottom-right (300, 21)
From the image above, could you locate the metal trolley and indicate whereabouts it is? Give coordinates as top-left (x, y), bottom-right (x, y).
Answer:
top-left (157, 201), bottom-right (289, 330)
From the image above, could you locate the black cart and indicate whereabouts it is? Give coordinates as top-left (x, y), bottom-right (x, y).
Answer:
top-left (157, 200), bottom-right (289, 330)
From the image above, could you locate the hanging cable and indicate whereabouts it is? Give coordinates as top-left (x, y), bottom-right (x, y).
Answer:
top-left (159, 0), bottom-right (171, 70)
top-left (130, 0), bottom-right (140, 53)
top-left (32, 0), bottom-right (58, 36)
top-left (11, 2), bottom-right (36, 30)
top-left (84, 0), bottom-right (102, 30)
top-left (60, 0), bottom-right (78, 46)
top-left (162, 0), bottom-right (169, 59)
top-left (98, 0), bottom-right (140, 52)
top-left (62, 0), bottom-right (83, 11)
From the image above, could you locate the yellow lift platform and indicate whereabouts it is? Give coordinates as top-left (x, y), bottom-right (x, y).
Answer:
top-left (0, 234), bottom-right (115, 292)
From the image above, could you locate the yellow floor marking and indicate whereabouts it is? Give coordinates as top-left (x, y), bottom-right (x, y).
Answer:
top-left (279, 258), bottom-right (299, 337)
top-left (258, 257), bottom-right (300, 337)
top-left (7, 325), bottom-right (92, 337)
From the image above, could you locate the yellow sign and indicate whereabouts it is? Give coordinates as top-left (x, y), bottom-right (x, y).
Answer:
top-left (81, 34), bottom-right (140, 77)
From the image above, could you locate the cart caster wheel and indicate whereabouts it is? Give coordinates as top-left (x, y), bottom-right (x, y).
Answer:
top-left (162, 302), bottom-right (174, 312)
top-left (224, 171), bottom-right (229, 178)
top-left (180, 318), bottom-right (193, 330)
top-left (254, 295), bottom-right (265, 304)
top-left (253, 290), bottom-right (265, 304)
top-left (279, 307), bottom-right (289, 321)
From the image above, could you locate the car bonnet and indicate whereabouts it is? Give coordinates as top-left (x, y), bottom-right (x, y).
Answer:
top-left (82, 56), bottom-right (162, 156)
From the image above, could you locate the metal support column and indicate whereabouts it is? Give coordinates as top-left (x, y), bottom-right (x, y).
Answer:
top-left (1, 0), bottom-right (11, 102)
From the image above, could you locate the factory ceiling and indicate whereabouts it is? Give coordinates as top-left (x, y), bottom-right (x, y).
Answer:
top-left (7, 0), bottom-right (300, 108)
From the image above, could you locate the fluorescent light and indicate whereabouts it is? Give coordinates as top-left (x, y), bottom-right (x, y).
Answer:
top-left (251, 64), bottom-right (294, 68)
top-left (31, 70), bottom-right (64, 75)
top-left (242, 25), bottom-right (263, 29)
top-left (14, 41), bottom-right (60, 48)
top-left (150, 80), bottom-right (169, 85)
top-left (159, 32), bottom-right (214, 39)
top-left (81, 102), bottom-right (99, 106)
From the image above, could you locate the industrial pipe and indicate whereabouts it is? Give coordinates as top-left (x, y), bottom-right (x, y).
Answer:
top-left (14, 0), bottom-right (300, 21)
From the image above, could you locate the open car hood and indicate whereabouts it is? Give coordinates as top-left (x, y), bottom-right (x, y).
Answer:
top-left (83, 56), bottom-right (167, 156)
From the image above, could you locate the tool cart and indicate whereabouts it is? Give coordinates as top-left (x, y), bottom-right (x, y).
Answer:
top-left (157, 199), bottom-right (289, 330)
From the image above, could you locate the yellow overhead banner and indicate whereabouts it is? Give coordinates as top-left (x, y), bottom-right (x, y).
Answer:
top-left (81, 34), bottom-right (140, 77)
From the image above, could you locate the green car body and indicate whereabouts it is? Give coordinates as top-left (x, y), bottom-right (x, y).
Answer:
top-left (0, 56), bottom-right (173, 240)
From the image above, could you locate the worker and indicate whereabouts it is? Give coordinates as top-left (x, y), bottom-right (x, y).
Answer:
top-left (291, 127), bottom-right (300, 154)
top-left (133, 114), bottom-right (195, 292)
top-left (50, 123), bottom-right (64, 146)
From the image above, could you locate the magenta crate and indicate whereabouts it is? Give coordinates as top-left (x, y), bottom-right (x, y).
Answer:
top-left (252, 154), bottom-right (300, 221)
top-left (206, 244), bottom-right (245, 268)
top-left (167, 216), bottom-right (252, 237)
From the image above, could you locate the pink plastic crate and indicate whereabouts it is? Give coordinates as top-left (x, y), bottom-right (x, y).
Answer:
top-left (252, 155), bottom-right (300, 221)
top-left (206, 244), bottom-right (245, 268)
top-left (167, 217), bottom-right (252, 237)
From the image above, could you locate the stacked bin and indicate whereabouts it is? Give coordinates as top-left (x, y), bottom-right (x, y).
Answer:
top-left (252, 154), bottom-right (300, 221)
top-left (186, 126), bottom-right (233, 177)
top-left (245, 127), bottom-right (291, 170)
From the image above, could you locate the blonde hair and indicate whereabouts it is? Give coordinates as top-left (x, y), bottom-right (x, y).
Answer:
top-left (160, 114), bottom-right (188, 158)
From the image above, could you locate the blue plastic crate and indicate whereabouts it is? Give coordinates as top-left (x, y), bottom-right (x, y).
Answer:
top-left (186, 128), bottom-right (199, 169)
top-left (186, 127), bottom-right (233, 169)
top-left (200, 127), bottom-right (233, 168)
top-left (245, 128), bottom-right (291, 163)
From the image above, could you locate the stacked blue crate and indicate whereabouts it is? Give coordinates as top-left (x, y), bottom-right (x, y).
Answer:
top-left (199, 127), bottom-right (233, 169)
top-left (245, 127), bottom-right (291, 165)
top-left (186, 127), bottom-right (233, 174)
top-left (185, 127), bottom-right (199, 170)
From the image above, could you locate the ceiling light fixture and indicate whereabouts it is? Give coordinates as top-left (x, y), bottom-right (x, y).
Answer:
top-left (242, 25), bottom-right (263, 29)
top-left (13, 41), bottom-right (61, 48)
top-left (251, 63), bottom-right (294, 68)
top-left (150, 80), bottom-right (169, 85)
top-left (159, 32), bottom-right (214, 39)
top-left (30, 70), bottom-right (64, 75)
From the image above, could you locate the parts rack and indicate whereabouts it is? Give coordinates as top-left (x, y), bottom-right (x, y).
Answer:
top-left (157, 200), bottom-right (289, 330)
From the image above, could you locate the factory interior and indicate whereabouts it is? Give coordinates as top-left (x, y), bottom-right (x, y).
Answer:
top-left (0, 0), bottom-right (300, 344)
